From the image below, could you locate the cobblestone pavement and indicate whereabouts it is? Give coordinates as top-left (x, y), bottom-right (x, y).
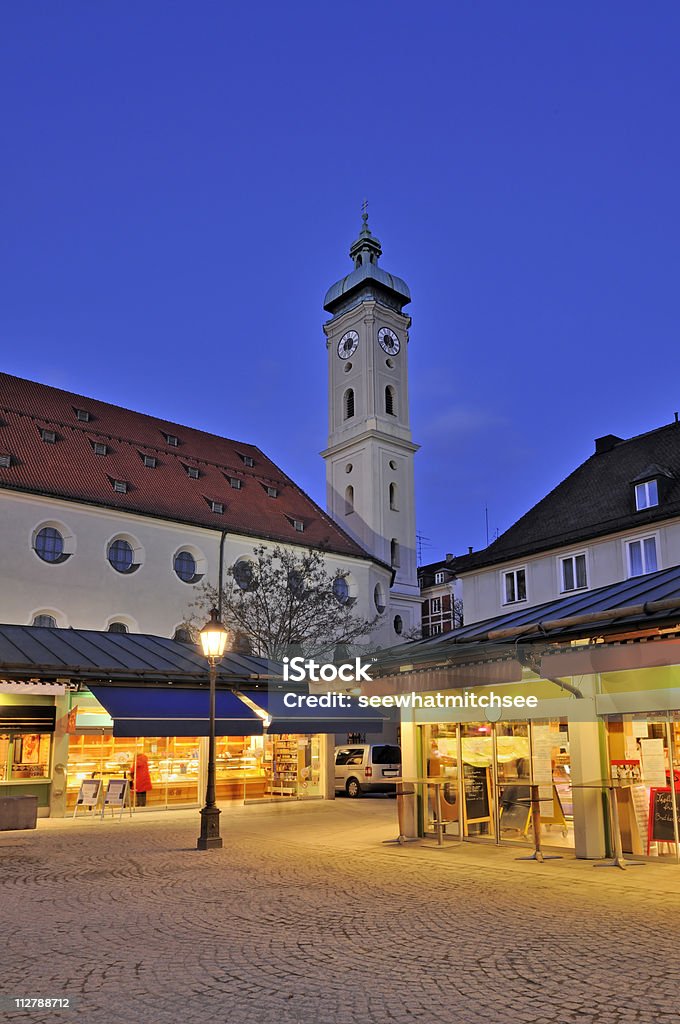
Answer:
top-left (2, 799), bottom-right (680, 1024)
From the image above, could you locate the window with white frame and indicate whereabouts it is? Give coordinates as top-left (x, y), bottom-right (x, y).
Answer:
top-left (430, 597), bottom-right (442, 613)
top-left (430, 623), bottom-right (442, 636)
top-left (434, 571), bottom-right (445, 584)
top-left (503, 567), bottom-right (527, 604)
top-left (561, 553), bottom-right (587, 592)
top-left (635, 479), bottom-right (659, 511)
top-left (627, 535), bottom-right (658, 577)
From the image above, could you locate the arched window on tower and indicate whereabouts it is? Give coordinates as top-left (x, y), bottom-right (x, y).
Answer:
top-left (345, 485), bottom-right (354, 515)
top-left (344, 388), bottom-right (355, 420)
top-left (385, 385), bottom-right (396, 416)
top-left (390, 539), bottom-right (400, 567)
top-left (389, 482), bottom-right (398, 510)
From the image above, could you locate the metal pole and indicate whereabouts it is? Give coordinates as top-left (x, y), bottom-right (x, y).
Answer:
top-left (197, 658), bottom-right (222, 850)
top-left (491, 725), bottom-right (500, 844)
top-left (456, 723), bottom-right (465, 844)
top-left (664, 720), bottom-right (680, 864)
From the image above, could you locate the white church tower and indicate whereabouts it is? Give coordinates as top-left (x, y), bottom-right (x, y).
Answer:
top-left (321, 210), bottom-right (421, 639)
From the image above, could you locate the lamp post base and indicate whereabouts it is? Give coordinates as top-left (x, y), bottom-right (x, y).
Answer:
top-left (197, 806), bottom-right (222, 850)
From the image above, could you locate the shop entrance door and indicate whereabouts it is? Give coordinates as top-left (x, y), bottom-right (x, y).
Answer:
top-left (421, 720), bottom-right (574, 849)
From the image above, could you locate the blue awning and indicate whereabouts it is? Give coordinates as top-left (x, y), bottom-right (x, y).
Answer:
top-left (89, 686), bottom-right (264, 737)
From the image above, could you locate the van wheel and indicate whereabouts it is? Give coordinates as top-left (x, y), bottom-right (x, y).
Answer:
top-left (346, 778), bottom-right (362, 798)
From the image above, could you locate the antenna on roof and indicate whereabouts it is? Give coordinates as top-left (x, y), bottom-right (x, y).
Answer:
top-left (485, 504), bottom-right (489, 546)
top-left (675, 411), bottom-right (678, 423)
top-left (416, 531), bottom-right (432, 564)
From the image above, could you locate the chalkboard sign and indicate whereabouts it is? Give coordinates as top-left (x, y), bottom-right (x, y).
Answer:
top-left (463, 764), bottom-right (491, 824)
top-left (647, 787), bottom-right (679, 851)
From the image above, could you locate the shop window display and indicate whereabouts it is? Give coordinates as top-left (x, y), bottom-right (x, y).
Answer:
top-left (66, 734), bottom-right (200, 810)
top-left (0, 733), bottom-right (51, 782)
top-left (606, 715), bottom-right (680, 858)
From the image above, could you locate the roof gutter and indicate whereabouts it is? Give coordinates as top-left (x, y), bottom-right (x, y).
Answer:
top-left (487, 595), bottom-right (680, 642)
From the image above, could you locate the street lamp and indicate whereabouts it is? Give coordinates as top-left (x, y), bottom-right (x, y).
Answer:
top-left (197, 607), bottom-right (229, 850)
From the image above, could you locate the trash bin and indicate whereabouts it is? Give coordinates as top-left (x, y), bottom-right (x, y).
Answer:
top-left (0, 795), bottom-right (38, 831)
top-left (396, 781), bottom-right (415, 839)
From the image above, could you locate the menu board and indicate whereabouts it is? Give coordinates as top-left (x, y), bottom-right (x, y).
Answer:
top-left (531, 725), bottom-right (554, 818)
top-left (647, 787), bottom-right (679, 850)
top-left (463, 764), bottom-right (490, 824)
top-left (75, 779), bottom-right (102, 808)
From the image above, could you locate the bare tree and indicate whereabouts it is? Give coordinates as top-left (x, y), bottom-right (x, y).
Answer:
top-left (186, 545), bottom-right (378, 661)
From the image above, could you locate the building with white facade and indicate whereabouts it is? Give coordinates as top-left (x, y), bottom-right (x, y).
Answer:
top-left (457, 423), bottom-right (680, 624)
top-left (0, 216), bottom-right (422, 648)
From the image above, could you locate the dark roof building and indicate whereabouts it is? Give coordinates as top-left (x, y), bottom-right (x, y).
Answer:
top-left (454, 419), bottom-right (680, 625)
top-left (462, 422), bottom-right (680, 571)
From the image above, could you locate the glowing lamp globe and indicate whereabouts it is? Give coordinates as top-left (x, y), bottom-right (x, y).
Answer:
top-left (199, 608), bottom-right (229, 660)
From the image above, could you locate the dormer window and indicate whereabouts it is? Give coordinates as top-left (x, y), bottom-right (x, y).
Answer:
top-left (0, 454), bottom-right (11, 468)
top-left (112, 479), bottom-right (128, 494)
top-left (210, 500), bottom-right (224, 514)
top-left (185, 465), bottom-right (200, 479)
top-left (40, 428), bottom-right (56, 443)
top-left (635, 479), bottom-right (659, 511)
top-left (143, 454), bottom-right (157, 468)
top-left (266, 486), bottom-right (278, 498)
top-left (75, 408), bottom-right (90, 422)
top-left (291, 518), bottom-right (304, 532)
top-left (92, 442), bottom-right (108, 456)
top-left (229, 477), bottom-right (242, 489)
top-left (434, 571), bottom-right (445, 585)
top-left (240, 454), bottom-right (255, 467)
top-left (165, 433), bottom-right (179, 447)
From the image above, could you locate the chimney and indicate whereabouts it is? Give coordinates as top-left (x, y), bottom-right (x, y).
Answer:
top-left (468, 546), bottom-right (473, 555)
top-left (445, 552), bottom-right (453, 563)
top-left (595, 434), bottom-right (622, 455)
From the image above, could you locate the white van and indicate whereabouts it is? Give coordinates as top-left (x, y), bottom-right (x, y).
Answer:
top-left (334, 743), bottom-right (402, 797)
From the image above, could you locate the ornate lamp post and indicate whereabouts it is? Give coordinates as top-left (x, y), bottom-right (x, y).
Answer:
top-left (197, 608), bottom-right (229, 850)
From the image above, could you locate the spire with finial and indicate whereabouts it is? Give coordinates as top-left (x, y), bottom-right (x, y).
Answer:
top-left (349, 199), bottom-right (382, 269)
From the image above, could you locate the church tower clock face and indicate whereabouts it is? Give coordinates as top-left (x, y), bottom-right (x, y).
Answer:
top-left (337, 330), bottom-right (359, 359)
top-left (378, 327), bottom-right (400, 355)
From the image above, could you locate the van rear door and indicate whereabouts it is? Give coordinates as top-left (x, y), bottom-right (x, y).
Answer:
top-left (371, 744), bottom-right (402, 782)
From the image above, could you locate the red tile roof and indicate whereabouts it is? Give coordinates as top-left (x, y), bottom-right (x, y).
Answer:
top-left (0, 372), bottom-right (370, 560)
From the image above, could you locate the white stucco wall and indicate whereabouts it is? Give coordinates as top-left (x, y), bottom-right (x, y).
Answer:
top-left (0, 489), bottom-right (396, 647)
top-left (460, 518), bottom-right (680, 624)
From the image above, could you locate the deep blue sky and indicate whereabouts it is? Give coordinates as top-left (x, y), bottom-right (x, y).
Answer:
top-left (2, 4), bottom-right (679, 561)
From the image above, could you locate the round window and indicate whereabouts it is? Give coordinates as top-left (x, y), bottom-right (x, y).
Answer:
top-left (32, 614), bottom-right (57, 628)
top-left (34, 527), bottom-right (67, 563)
top-left (374, 583), bottom-right (386, 614)
top-left (333, 576), bottom-right (350, 605)
top-left (393, 615), bottom-right (403, 635)
top-left (233, 560), bottom-right (257, 591)
top-left (108, 539), bottom-right (136, 574)
top-left (174, 550), bottom-right (198, 583)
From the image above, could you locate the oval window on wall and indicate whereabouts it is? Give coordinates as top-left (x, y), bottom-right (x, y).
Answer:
top-left (174, 550), bottom-right (204, 584)
top-left (107, 538), bottom-right (138, 574)
top-left (34, 527), bottom-right (69, 564)
top-left (374, 583), bottom-right (386, 614)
